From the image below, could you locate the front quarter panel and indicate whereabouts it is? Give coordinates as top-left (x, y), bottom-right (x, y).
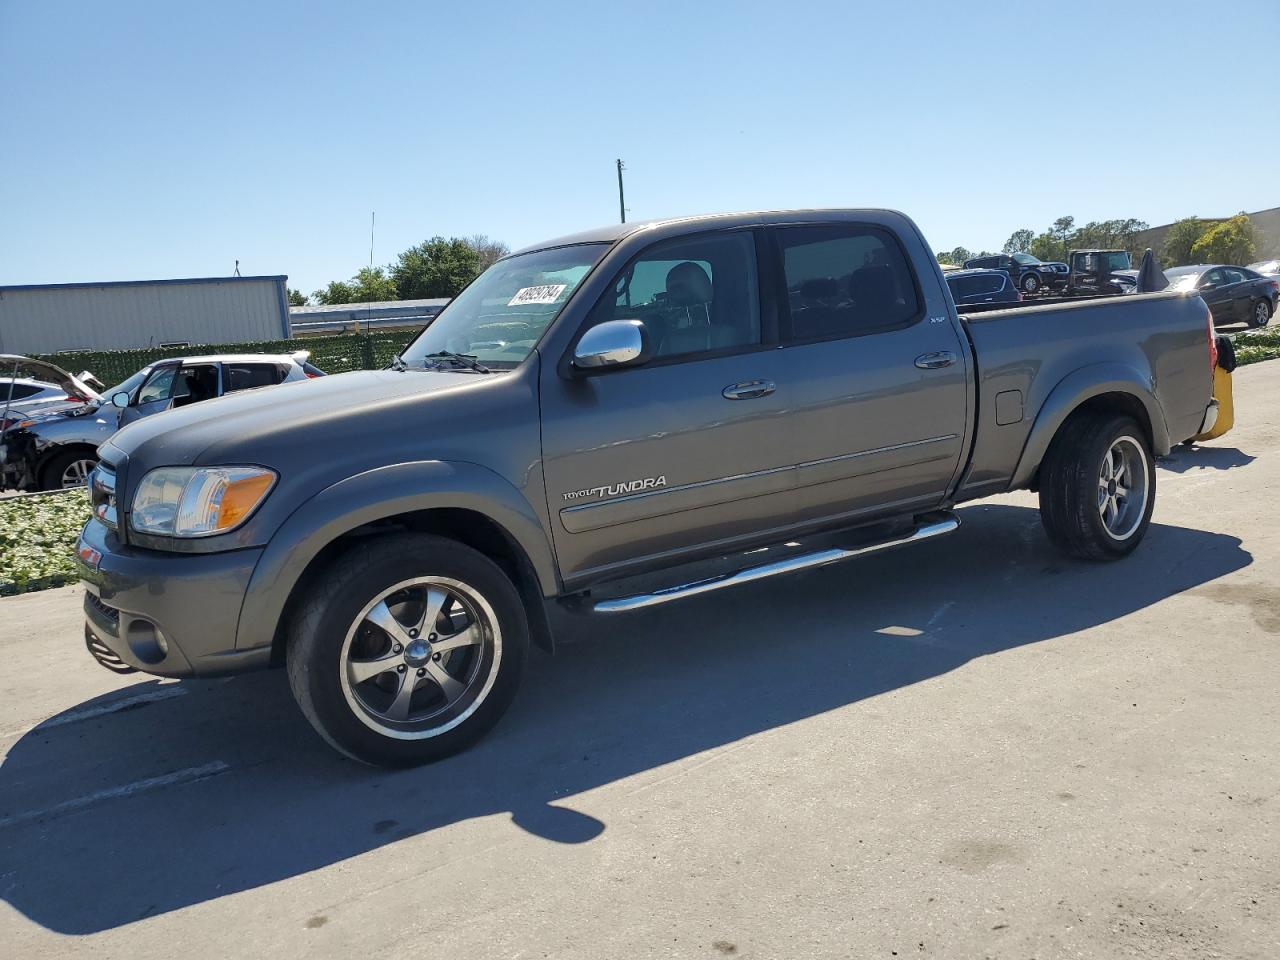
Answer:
top-left (234, 460), bottom-right (559, 653)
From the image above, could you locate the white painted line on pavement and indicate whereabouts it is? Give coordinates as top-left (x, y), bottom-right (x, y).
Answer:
top-left (0, 683), bottom-right (188, 740)
top-left (0, 761), bottom-right (230, 830)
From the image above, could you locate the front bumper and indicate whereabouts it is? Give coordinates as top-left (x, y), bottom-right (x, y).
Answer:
top-left (77, 517), bottom-right (272, 677)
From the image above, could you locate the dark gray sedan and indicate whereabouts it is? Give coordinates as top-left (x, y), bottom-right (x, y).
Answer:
top-left (1165, 264), bottom-right (1279, 328)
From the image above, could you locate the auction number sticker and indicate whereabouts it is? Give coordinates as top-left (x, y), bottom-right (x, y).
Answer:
top-left (508, 284), bottom-right (567, 306)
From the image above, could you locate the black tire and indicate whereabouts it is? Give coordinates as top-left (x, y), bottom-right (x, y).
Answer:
top-left (1020, 272), bottom-right (1041, 295)
top-left (39, 448), bottom-right (98, 491)
top-left (287, 533), bottom-right (529, 767)
top-left (1038, 413), bottom-right (1155, 561)
top-left (1251, 298), bottom-right (1272, 328)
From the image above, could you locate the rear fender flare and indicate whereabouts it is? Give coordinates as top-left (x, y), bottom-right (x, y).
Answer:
top-left (234, 460), bottom-right (558, 652)
top-left (1011, 363), bottom-right (1170, 489)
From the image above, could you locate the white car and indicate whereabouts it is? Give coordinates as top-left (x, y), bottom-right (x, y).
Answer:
top-left (0, 377), bottom-right (71, 415)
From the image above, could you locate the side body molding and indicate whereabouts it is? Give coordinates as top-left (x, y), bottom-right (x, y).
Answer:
top-left (234, 460), bottom-right (559, 652)
top-left (1010, 362), bottom-right (1171, 489)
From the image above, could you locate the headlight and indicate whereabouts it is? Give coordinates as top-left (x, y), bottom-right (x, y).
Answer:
top-left (130, 466), bottom-right (276, 537)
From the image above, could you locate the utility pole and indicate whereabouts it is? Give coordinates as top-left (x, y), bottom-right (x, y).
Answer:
top-left (370, 212), bottom-right (376, 267)
top-left (616, 159), bottom-right (626, 224)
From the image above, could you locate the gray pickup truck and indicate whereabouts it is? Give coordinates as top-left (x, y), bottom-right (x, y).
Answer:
top-left (76, 209), bottom-right (1220, 766)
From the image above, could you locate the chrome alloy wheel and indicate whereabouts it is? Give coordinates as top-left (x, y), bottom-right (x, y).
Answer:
top-left (1256, 300), bottom-right (1271, 327)
top-left (339, 577), bottom-right (501, 740)
top-left (61, 458), bottom-right (96, 488)
top-left (1097, 436), bottom-right (1149, 540)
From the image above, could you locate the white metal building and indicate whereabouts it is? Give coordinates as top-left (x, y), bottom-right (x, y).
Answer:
top-left (0, 275), bottom-right (292, 355)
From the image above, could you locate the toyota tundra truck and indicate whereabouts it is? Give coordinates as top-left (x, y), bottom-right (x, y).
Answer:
top-left (76, 209), bottom-right (1221, 766)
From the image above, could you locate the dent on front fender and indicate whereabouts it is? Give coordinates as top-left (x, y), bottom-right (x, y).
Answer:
top-left (232, 460), bottom-right (559, 653)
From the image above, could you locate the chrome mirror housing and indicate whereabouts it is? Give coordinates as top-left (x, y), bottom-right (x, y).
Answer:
top-left (572, 319), bottom-right (650, 371)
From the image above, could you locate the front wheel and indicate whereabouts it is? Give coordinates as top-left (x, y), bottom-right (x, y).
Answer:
top-left (1038, 414), bottom-right (1155, 560)
top-left (287, 533), bottom-right (529, 766)
top-left (1252, 299), bottom-right (1272, 328)
top-left (1021, 273), bottom-right (1042, 295)
top-left (41, 449), bottom-right (98, 490)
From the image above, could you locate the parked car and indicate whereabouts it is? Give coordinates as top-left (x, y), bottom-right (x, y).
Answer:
top-left (1164, 265), bottom-right (1279, 328)
top-left (1247, 259), bottom-right (1280, 278)
top-left (1065, 249), bottom-right (1133, 296)
top-left (0, 352), bottom-right (322, 491)
top-left (0, 378), bottom-right (71, 414)
top-left (1013, 253), bottom-right (1069, 292)
top-left (943, 268), bottom-right (1021, 308)
top-left (75, 207), bottom-right (1220, 766)
top-left (0, 357), bottom-right (104, 438)
top-left (962, 253), bottom-right (1066, 296)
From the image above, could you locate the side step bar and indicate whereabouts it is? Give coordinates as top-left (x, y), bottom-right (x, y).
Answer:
top-left (592, 511), bottom-right (959, 614)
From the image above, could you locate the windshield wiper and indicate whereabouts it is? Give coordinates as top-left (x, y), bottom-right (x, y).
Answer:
top-left (421, 351), bottom-right (491, 374)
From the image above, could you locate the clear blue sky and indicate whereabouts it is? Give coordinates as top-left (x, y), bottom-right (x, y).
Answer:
top-left (2, 0), bottom-right (1276, 294)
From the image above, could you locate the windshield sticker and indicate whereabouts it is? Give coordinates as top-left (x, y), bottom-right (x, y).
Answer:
top-left (508, 284), bottom-right (566, 306)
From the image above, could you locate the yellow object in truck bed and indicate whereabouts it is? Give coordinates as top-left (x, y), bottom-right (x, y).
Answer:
top-left (1192, 366), bottom-right (1233, 441)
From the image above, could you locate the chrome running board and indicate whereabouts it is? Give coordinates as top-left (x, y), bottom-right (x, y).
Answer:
top-left (592, 511), bottom-right (959, 614)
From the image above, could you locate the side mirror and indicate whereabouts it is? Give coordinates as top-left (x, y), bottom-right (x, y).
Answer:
top-left (110, 391), bottom-right (130, 409)
top-left (572, 319), bottom-right (651, 371)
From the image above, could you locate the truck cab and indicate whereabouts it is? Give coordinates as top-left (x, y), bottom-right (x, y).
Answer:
top-left (1066, 249), bottom-right (1133, 296)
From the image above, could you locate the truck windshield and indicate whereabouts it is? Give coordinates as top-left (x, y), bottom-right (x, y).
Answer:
top-left (399, 243), bottom-right (609, 371)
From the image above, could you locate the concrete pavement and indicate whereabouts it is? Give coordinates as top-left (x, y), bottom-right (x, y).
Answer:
top-left (1, 365), bottom-right (1278, 958)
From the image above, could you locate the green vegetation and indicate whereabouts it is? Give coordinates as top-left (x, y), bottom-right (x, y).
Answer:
top-left (0, 490), bottom-right (90, 596)
top-left (312, 235), bottom-right (511, 305)
top-left (1232, 329), bottom-right (1280, 366)
top-left (1164, 214), bottom-right (1258, 268)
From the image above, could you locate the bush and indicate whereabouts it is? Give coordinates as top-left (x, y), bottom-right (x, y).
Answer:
top-left (0, 490), bottom-right (91, 596)
top-left (33, 331), bottom-right (417, 387)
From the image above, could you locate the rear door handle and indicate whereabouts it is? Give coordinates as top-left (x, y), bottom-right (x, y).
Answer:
top-left (722, 379), bottom-right (776, 400)
top-left (914, 351), bottom-right (957, 370)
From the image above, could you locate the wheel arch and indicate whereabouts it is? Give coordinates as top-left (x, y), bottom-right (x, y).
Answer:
top-left (37, 442), bottom-right (101, 487)
top-left (235, 461), bottom-right (561, 661)
top-left (1012, 364), bottom-right (1168, 490)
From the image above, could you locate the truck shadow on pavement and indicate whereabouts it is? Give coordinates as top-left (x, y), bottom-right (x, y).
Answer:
top-left (0, 503), bottom-right (1251, 934)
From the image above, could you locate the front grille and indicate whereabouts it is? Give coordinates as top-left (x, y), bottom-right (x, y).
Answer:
top-left (84, 589), bottom-right (120, 626)
top-left (89, 461), bottom-right (118, 529)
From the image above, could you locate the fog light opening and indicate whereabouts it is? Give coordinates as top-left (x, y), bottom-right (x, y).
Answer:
top-left (126, 618), bottom-right (169, 665)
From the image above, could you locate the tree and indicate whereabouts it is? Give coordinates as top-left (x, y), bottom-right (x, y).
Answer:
top-left (1162, 217), bottom-right (1209, 267)
top-left (1029, 232), bottom-right (1061, 262)
top-left (391, 237), bottom-right (483, 300)
top-left (1049, 216), bottom-right (1076, 261)
top-left (465, 234), bottom-right (511, 272)
top-left (1190, 214), bottom-right (1257, 266)
top-left (311, 266), bottom-right (398, 305)
top-left (287, 287), bottom-right (308, 307)
top-left (936, 246), bottom-right (973, 266)
top-left (1002, 229), bottom-right (1034, 254)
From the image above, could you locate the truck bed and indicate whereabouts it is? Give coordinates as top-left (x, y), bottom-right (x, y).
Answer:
top-left (956, 290), bottom-right (1213, 501)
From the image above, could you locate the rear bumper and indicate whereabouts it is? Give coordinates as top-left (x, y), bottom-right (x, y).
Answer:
top-left (77, 517), bottom-right (272, 677)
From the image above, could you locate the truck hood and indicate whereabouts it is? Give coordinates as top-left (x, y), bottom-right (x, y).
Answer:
top-left (104, 366), bottom-right (504, 478)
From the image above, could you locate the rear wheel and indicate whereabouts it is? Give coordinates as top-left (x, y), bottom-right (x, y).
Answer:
top-left (1039, 413), bottom-right (1155, 560)
top-left (1252, 299), bottom-right (1272, 328)
top-left (287, 533), bottom-right (529, 766)
top-left (1021, 272), bottom-right (1041, 295)
top-left (40, 449), bottom-right (98, 491)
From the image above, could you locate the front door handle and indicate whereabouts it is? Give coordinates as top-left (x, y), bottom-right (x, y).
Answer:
top-left (722, 379), bottom-right (776, 400)
top-left (914, 351), bottom-right (957, 370)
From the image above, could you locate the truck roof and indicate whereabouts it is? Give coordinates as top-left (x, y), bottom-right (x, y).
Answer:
top-left (512, 208), bottom-right (909, 256)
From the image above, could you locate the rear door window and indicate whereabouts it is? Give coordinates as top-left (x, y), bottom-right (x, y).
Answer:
top-left (224, 363), bottom-right (284, 392)
top-left (1, 384), bottom-right (41, 400)
top-left (779, 224), bottom-right (920, 341)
